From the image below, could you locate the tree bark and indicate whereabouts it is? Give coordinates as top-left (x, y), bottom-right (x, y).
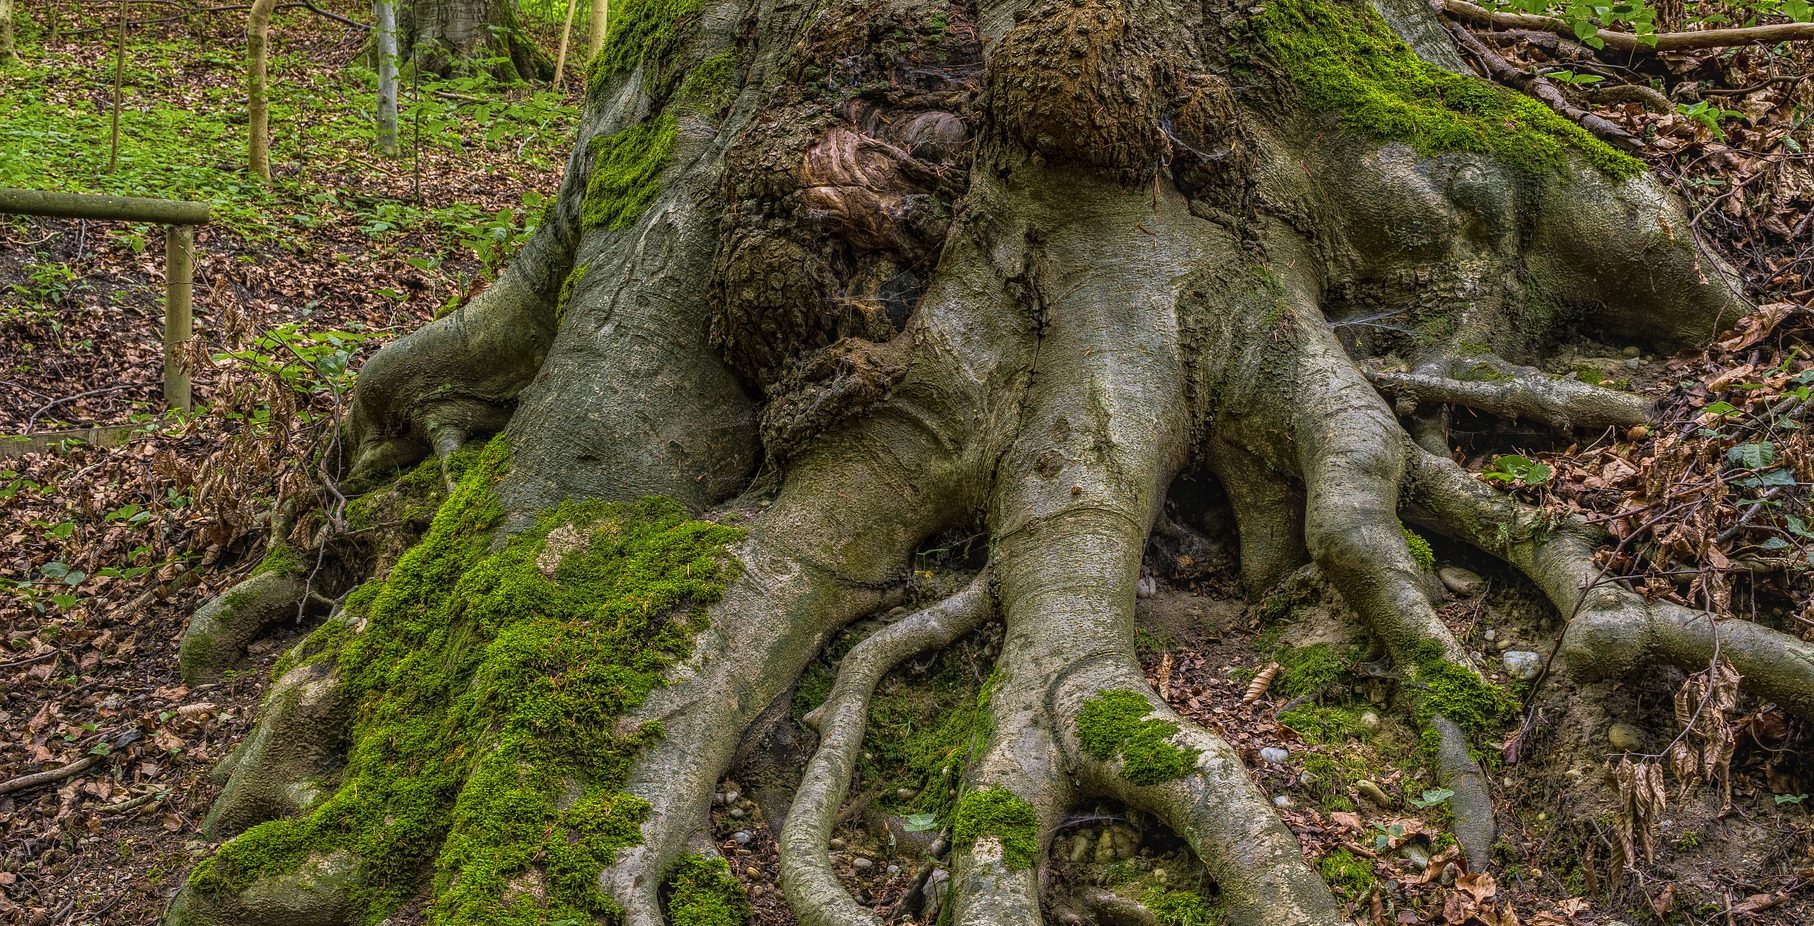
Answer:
top-left (373, 0), bottom-right (400, 156)
top-left (400, 0), bottom-right (551, 80)
top-left (165, 0), bottom-right (1814, 924)
top-left (0, 0), bottom-right (20, 65)
top-left (246, 0), bottom-right (276, 182)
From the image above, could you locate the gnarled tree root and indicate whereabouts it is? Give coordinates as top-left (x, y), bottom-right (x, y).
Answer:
top-left (780, 572), bottom-right (995, 926)
top-left (178, 567), bottom-right (309, 685)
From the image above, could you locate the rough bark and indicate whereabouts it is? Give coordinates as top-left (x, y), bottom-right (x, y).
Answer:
top-left (400, 0), bottom-right (552, 80)
top-left (164, 0), bottom-right (1814, 924)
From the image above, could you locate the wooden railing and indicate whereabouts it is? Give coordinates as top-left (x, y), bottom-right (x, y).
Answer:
top-left (0, 188), bottom-right (211, 412)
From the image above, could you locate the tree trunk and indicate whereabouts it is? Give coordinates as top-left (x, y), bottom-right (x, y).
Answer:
top-left (0, 0), bottom-right (20, 65)
top-left (374, 0), bottom-right (400, 156)
top-left (587, 0), bottom-right (606, 59)
top-left (166, 1), bottom-right (1814, 925)
top-left (401, 0), bottom-right (552, 80)
top-left (246, 0), bottom-right (276, 182)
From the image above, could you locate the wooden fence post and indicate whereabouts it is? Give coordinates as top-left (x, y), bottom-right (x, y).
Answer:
top-left (164, 224), bottom-right (194, 411)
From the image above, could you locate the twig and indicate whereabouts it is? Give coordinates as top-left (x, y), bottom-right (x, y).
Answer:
top-left (0, 755), bottom-right (99, 797)
top-left (1442, 0), bottom-right (1814, 53)
top-left (25, 382), bottom-right (153, 431)
top-left (1440, 12), bottom-right (1643, 152)
top-left (0, 649), bottom-right (59, 670)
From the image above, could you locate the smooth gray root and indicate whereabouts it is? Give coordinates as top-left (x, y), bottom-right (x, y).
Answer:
top-left (780, 573), bottom-right (995, 926)
top-left (203, 658), bottom-right (347, 839)
top-left (1371, 355), bottom-right (1653, 433)
top-left (1403, 449), bottom-right (1814, 718)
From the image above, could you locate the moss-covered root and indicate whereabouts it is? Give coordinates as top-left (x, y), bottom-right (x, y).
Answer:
top-left (166, 850), bottom-right (357, 926)
top-left (780, 572), bottom-right (995, 926)
top-left (178, 548), bottom-right (310, 684)
top-left (203, 657), bottom-right (349, 840)
top-left (1053, 670), bottom-right (1344, 926)
top-left (1402, 449), bottom-right (1814, 718)
top-left (1370, 355), bottom-right (1653, 434)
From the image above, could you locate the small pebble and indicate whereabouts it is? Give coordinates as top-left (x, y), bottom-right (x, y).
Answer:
top-left (728, 807), bottom-right (746, 819)
top-left (1438, 565), bottom-right (1487, 597)
top-left (724, 789), bottom-right (741, 805)
top-left (1400, 843), bottom-right (1430, 870)
top-left (1136, 574), bottom-right (1157, 599)
top-left (746, 866), bottom-right (762, 879)
top-left (852, 857), bottom-right (874, 870)
top-left (830, 838), bottom-right (846, 850)
top-left (1502, 650), bottom-right (1542, 681)
top-left (1356, 779), bottom-right (1392, 806)
top-left (896, 787), bottom-right (917, 800)
top-left (887, 865), bottom-right (901, 876)
top-left (1625, 358), bottom-right (1642, 370)
top-left (732, 831), bottom-right (753, 845)
top-left (1273, 794), bottom-right (1293, 808)
top-left (1482, 629), bottom-right (1497, 642)
top-left (1622, 346), bottom-right (1641, 358)
top-left (1260, 746), bottom-right (1290, 764)
top-left (1608, 722), bottom-right (1646, 752)
top-left (1358, 711), bottom-right (1381, 731)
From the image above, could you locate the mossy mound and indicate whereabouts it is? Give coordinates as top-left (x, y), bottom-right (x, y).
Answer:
top-left (952, 786), bottom-right (1040, 870)
top-left (185, 436), bottom-right (746, 925)
top-left (1248, 0), bottom-right (1645, 178)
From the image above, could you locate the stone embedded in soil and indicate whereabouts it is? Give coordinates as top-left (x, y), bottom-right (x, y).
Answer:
top-left (733, 831), bottom-right (753, 844)
top-left (852, 857), bottom-right (874, 870)
top-left (1608, 722), bottom-right (1646, 751)
top-left (1503, 650), bottom-right (1542, 680)
top-left (1356, 779), bottom-right (1392, 807)
top-left (1358, 710), bottom-right (1382, 731)
top-left (1260, 746), bottom-right (1290, 763)
top-left (1401, 843), bottom-right (1431, 870)
top-left (1438, 565), bottom-right (1487, 597)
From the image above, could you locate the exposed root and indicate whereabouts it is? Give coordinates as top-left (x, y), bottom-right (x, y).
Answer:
top-left (203, 658), bottom-right (348, 839)
top-left (178, 567), bottom-right (309, 684)
top-left (1051, 662), bottom-right (1343, 926)
top-left (1371, 355), bottom-right (1653, 433)
top-left (780, 573), bottom-right (995, 926)
top-left (1403, 449), bottom-right (1814, 717)
top-left (1427, 716), bottom-right (1495, 870)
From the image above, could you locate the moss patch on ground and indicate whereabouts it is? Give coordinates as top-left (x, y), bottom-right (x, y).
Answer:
top-left (952, 787), bottom-right (1040, 870)
top-left (1270, 643), bottom-right (1361, 699)
top-left (1317, 847), bottom-right (1377, 899)
top-left (187, 436), bottom-right (746, 925)
top-left (1076, 690), bottom-right (1198, 786)
top-left (1407, 642), bottom-right (1518, 742)
top-left (1141, 887), bottom-right (1225, 926)
top-left (582, 113), bottom-right (678, 231)
top-left (665, 855), bottom-right (750, 926)
top-left (1248, 0), bottom-right (1645, 178)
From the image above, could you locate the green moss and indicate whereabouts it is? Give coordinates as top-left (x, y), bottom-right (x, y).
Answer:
top-left (675, 52), bottom-right (737, 118)
top-left (1141, 888), bottom-right (1225, 926)
top-left (582, 114), bottom-right (678, 231)
top-left (589, 0), bottom-right (702, 94)
top-left (951, 787), bottom-right (1039, 870)
top-left (665, 855), bottom-right (750, 926)
top-left (344, 448), bottom-right (473, 534)
top-left (1278, 704), bottom-right (1370, 745)
top-left (1270, 643), bottom-right (1360, 699)
top-left (863, 656), bottom-right (996, 826)
top-left (188, 436), bottom-right (747, 925)
top-left (1076, 690), bottom-right (1199, 786)
top-left (1316, 848), bottom-right (1377, 899)
top-left (1408, 642), bottom-right (1517, 742)
top-left (1400, 525), bottom-right (1434, 572)
top-left (1247, 0), bottom-right (1644, 178)
top-left (250, 543), bottom-right (306, 578)
top-left (555, 262), bottom-right (591, 328)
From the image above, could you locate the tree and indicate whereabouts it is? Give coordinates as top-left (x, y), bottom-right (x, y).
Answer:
top-left (400, 0), bottom-right (552, 80)
top-left (1, 0), bottom-right (21, 66)
top-left (247, 0), bottom-right (277, 181)
top-left (163, 0), bottom-right (1814, 925)
top-left (375, 0), bottom-right (401, 156)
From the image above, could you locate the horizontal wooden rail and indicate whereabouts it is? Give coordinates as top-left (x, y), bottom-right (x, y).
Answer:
top-left (0, 188), bottom-right (210, 226)
top-left (1, 189), bottom-right (212, 415)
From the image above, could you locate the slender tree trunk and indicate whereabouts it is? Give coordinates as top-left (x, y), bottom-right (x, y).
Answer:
top-left (374, 0), bottom-right (400, 157)
top-left (586, 0), bottom-right (605, 59)
top-left (106, 0), bottom-right (127, 172)
top-left (246, 0), bottom-right (277, 182)
top-left (165, 1), bottom-right (1814, 925)
top-left (551, 0), bottom-right (578, 84)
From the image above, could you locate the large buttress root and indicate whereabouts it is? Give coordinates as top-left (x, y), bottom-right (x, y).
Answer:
top-left (1403, 450), bottom-right (1814, 717)
top-left (1370, 355), bottom-right (1654, 434)
top-left (780, 574), bottom-right (995, 926)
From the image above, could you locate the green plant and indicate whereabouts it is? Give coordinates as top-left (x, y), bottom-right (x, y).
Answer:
top-left (1677, 100), bottom-right (1744, 140)
top-left (1481, 454), bottom-right (1552, 486)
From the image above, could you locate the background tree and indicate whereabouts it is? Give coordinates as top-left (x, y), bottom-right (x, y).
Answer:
top-left (374, 0), bottom-right (400, 156)
top-left (246, 0), bottom-right (277, 181)
top-left (400, 0), bottom-right (552, 79)
top-left (1, 0), bottom-right (21, 66)
top-left (161, 1), bottom-right (1814, 925)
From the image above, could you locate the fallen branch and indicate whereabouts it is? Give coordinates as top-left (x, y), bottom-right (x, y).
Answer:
top-left (0, 755), bottom-right (99, 797)
top-left (1439, 17), bottom-right (1645, 152)
top-left (1442, 0), bottom-right (1814, 53)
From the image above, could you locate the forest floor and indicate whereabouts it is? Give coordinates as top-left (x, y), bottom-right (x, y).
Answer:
top-left (0, 3), bottom-right (1810, 926)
